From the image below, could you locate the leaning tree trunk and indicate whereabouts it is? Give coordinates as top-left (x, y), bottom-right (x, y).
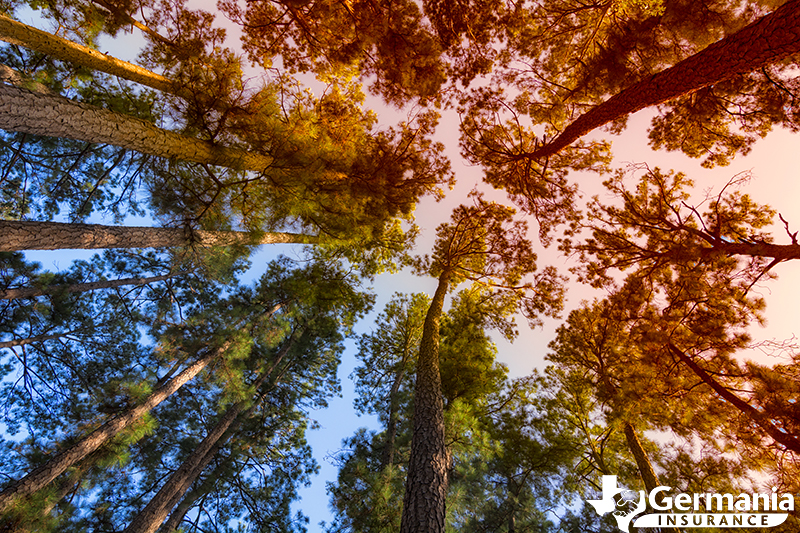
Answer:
top-left (399, 269), bottom-right (452, 533)
top-left (622, 422), bottom-right (661, 496)
top-left (669, 343), bottom-right (800, 454)
top-left (622, 421), bottom-right (683, 533)
top-left (0, 341), bottom-right (230, 513)
top-left (0, 14), bottom-right (186, 99)
top-left (124, 399), bottom-right (250, 533)
top-left (0, 220), bottom-right (317, 251)
top-left (0, 332), bottom-right (73, 349)
top-left (2, 273), bottom-right (176, 299)
top-left (0, 84), bottom-right (273, 171)
top-left (123, 330), bottom-right (299, 533)
top-left (530, 0), bottom-right (800, 160)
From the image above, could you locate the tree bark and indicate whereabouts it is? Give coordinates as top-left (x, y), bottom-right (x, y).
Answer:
top-left (622, 422), bottom-right (682, 532)
top-left (0, 220), bottom-right (317, 251)
top-left (530, 0), bottom-right (800, 160)
top-left (2, 273), bottom-right (176, 299)
top-left (400, 270), bottom-right (451, 533)
top-left (622, 422), bottom-right (660, 495)
top-left (669, 343), bottom-right (800, 454)
top-left (0, 332), bottom-right (70, 348)
top-left (0, 84), bottom-right (273, 171)
top-left (380, 362), bottom-right (407, 469)
top-left (0, 14), bottom-right (184, 98)
top-left (0, 341), bottom-right (228, 513)
top-left (159, 468), bottom-right (210, 533)
top-left (123, 331), bottom-right (298, 533)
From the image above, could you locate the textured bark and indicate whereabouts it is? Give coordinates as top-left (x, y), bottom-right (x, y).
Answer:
top-left (0, 14), bottom-right (183, 98)
top-left (708, 241), bottom-right (800, 261)
top-left (0, 342), bottom-right (227, 513)
top-left (0, 84), bottom-right (273, 171)
top-left (2, 273), bottom-right (176, 299)
top-left (0, 63), bottom-right (52, 94)
top-left (0, 220), bottom-right (317, 251)
top-left (400, 270), bottom-right (451, 533)
top-left (623, 422), bottom-right (682, 532)
top-left (159, 472), bottom-right (206, 533)
top-left (622, 422), bottom-right (660, 495)
top-left (669, 343), bottom-right (800, 454)
top-left (530, 0), bottom-right (800, 159)
top-left (123, 332), bottom-right (297, 533)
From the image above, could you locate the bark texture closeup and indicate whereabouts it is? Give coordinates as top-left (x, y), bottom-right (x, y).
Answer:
top-left (0, 84), bottom-right (273, 171)
top-left (0, 343), bottom-right (227, 513)
top-left (0, 220), bottom-right (317, 251)
top-left (400, 270), bottom-right (451, 533)
top-left (531, 0), bottom-right (800, 159)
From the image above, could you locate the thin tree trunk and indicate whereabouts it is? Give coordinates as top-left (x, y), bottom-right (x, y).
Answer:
top-left (622, 422), bottom-right (660, 495)
top-left (381, 353), bottom-right (411, 469)
top-left (400, 270), bottom-right (452, 533)
top-left (0, 14), bottom-right (185, 99)
top-left (39, 464), bottom-right (87, 518)
top-left (622, 422), bottom-right (682, 533)
top-left (2, 273), bottom-right (176, 299)
top-left (159, 465), bottom-right (213, 533)
top-left (89, 0), bottom-right (173, 46)
top-left (0, 332), bottom-right (69, 348)
top-left (123, 330), bottom-right (299, 533)
top-left (0, 84), bottom-right (273, 171)
top-left (669, 343), bottom-right (800, 454)
top-left (530, 0), bottom-right (800, 160)
top-left (0, 220), bottom-right (317, 251)
top-left (0, 341), bottom-right (229, 513)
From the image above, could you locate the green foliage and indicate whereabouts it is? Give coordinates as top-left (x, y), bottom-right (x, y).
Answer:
top-left (439, 289), bottom-right (507, 405)
top-left (219, 0), bottom-right (447, 105)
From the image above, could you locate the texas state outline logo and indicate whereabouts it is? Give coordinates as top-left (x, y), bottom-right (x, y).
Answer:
top-left (587, 475), bottom-right (792, 531)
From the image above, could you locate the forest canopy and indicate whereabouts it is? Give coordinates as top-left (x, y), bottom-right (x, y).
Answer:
top-left (1, 0), bottom-right (799, 532)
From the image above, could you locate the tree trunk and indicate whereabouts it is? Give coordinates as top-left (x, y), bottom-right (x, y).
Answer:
top-left (2, 273), bottom-right (176, 300)
top-left (400, 270), bottom-right (451, 533)
top-left (0, 84), bottom-right (273, 171)
top-left (669, 343), bottom-right (800, 454)
top-left (39, 464), bottom-right (87, 518)
top-left (622, 422), bottom-right (660, 495)
top-left (0, 332), bottom-right (71, 348)
top-left (123, 331), bottom-right (298, 533)
top-left (0, 14), bottom-right (184, 99)
top-left (159, 470), bottom-right (209, 533)
top-left (380, 359), bottom-right (408, 469)
top-left (0, 341), bottom-right (228, 513)
top-left (0, 220), bottom-right (317, 251)
top-left (530, 0), bottom-right (800, 160)
top-left (623, 422), bottom-right (682, 532)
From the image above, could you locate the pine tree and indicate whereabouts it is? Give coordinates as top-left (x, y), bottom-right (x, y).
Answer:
top-left (400, 194), bottom-right (562, 533)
